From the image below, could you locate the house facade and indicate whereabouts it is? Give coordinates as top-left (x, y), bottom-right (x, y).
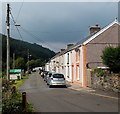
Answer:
top-left (45, 20), bottom-right (120, 87)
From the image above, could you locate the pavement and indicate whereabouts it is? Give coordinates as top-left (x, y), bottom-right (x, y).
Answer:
top-left (66, 81), bottom-right (119, 100)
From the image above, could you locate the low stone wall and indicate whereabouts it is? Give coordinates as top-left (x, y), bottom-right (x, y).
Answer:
top-left (91, 71), bottom-right (120, 92)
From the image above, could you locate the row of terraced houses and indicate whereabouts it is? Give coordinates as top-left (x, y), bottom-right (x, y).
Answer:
top-left (45, 19), bottom-right (120, 87)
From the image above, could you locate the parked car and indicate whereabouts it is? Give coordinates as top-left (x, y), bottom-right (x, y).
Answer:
top-left (32, 69), bottom-right (36, 72)
top-left (44, 72), bottom-right (50, 82)
top-left (46, 72), bottom-right (66, 88)
top-left (43, 71), bottom-right (48, 78)
top-left (41, 72), bottom-right (44, 78)
top-left (26, 70), bottom-right (31, 74)
top-left (41, 71), bottom-right (48, 78)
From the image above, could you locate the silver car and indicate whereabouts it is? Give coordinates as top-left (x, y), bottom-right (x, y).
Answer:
top-left (44, 72), bottom-right (49, 82)
top-left (47, 72), bottom-right (66, 88)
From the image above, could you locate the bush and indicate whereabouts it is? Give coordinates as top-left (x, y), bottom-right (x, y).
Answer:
top-left (94, 68), bottom-right (106, 77)
top-left (2, 72), bottom-right (6, 79)
top-left (101, 46), bottom-right (120, 73)
top-left (2, 79), bottom-right (34, 113)
top-left (2, 92), bottom-right (22, 113)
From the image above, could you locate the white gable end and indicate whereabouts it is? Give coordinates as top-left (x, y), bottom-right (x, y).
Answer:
top-left (83, 20), bottom-right (120, 45)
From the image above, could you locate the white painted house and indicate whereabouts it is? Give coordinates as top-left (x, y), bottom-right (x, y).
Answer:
top-left (45, 20), bottom-right (120, 87)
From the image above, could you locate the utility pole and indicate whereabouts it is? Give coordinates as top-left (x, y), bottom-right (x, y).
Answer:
top-left (6, 3), bottom-right (10, 81)
top-left (27, 49), bottom-right (32, 71)
top-left (27, 49), bottom-right (29, 71)
top-left (13, 53), bottom-right (15, 69)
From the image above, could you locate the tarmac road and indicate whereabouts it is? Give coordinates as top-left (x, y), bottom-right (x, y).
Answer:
top-left (19, 72), bottom-right (118, 112)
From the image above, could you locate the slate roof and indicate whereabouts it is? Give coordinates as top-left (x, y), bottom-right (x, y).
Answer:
top-left (66, 32), bottom-right (97, 52)
top-left (50, 32), bottom-right (96, 60)
top-left (50, 20), bottom-right (120, 60)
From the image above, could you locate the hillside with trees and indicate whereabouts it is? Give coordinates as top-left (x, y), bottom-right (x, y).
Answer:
top-left (1, 34), bottom-right (55, 71)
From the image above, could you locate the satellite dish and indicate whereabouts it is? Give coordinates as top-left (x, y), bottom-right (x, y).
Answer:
top-left (75, 48), bottom-right (79, 52)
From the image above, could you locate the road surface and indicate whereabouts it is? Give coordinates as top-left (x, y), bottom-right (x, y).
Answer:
top-left (19, 72), bottom-right (118, 112)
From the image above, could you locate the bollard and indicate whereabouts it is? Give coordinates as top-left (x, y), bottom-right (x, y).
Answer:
top-left (12, 86), bottom-right (16, 94)
top-left (22, 92), bottom-right (26, 110)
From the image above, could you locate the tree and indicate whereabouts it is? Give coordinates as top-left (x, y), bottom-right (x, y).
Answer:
top-left (14, 57), bottom-right (25, 69)
top-left (35, 59), bottom-right (45, 67)
top-left (26, 60), bottom-right (36, 69)
top-left (101, 46), bottom-right (120, 73)
top-left (26, 59), bottom-right (44, 69)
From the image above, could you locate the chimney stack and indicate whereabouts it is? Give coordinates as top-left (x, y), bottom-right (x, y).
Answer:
top-left (90, 24), bottom-right (101, 34)
top-left (67, 44), bottom-right (74, 49)
top-left (61, 49), bottom-right (65, 52)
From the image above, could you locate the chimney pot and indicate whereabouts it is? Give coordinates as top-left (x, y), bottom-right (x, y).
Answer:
top-left (67, 44), bottom-right (74, 49)
top-left (96, 24), bottom-right (99, 27)
top-left (61, 49), bottom-right (65, 52)
top-left (90, 24), bottom-right (101, 34)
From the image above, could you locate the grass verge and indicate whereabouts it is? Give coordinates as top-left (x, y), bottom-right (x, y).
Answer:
top-left (12, 74), bottom-right (31, 89)
top-left (12, 73), bottom-right (34, 112)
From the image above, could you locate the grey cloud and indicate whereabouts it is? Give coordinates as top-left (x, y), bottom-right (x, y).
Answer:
top-left (2, 2), bottom-right (118, 52)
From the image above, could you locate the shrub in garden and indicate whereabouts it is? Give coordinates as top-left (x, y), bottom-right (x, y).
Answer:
top-left (101, 46), bottom-right (120, 73)
top-left (94, 68), bottom-right (106, 77)
top-left (2, 79), bottom-right (33, 113)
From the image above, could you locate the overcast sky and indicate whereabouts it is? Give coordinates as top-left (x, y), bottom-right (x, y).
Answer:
top-left (1, 2), bottom-right (118, 52)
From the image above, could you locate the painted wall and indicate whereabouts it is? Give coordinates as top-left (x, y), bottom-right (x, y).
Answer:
top-left (86, 23), bottom-right (119, 69)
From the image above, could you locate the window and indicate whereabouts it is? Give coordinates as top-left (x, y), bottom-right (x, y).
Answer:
top-left (76, 51), bottom-right (80, 62)
top-left (67, 53), bottom-right (69, 64)
top-left (53, 74), bottom-right (64, 78)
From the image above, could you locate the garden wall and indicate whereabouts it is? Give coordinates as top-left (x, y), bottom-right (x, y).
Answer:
top-left (91, 71), bottom-right (120, 92)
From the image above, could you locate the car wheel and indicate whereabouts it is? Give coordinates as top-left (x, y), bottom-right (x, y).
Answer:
top-left (49, 85), bottom-right (52, 88)
top-left (64, 85), bottom-right (67, 88)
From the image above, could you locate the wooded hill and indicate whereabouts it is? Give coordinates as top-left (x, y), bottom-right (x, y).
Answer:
top-left (1, 33), bottom-right (55, 65)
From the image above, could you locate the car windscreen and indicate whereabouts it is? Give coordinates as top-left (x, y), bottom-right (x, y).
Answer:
top-left (53, 74), bottom-right (64, 78)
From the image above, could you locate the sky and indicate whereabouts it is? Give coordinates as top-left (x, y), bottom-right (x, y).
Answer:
top-left (1, 1), bottom-right (119, 52)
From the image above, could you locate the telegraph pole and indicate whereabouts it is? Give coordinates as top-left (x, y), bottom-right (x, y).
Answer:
top-left (6, 3), bottom-right (10, 81)
top-left (13, 53), bottom-right (15, 69)
top-left (27, 49), bottom-right (29, 71)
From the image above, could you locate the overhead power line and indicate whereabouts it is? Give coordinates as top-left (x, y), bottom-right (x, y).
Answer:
top-left (10, 8), bottom-right (23, 41)
top-left (16, 0), bottom-right (24, 22)
top-left (9, 8), bottom-right (57, 50)
top-left (20, 26), bottom-right (57, 50)
top-left (20, 26), bottom-right (45, 43)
